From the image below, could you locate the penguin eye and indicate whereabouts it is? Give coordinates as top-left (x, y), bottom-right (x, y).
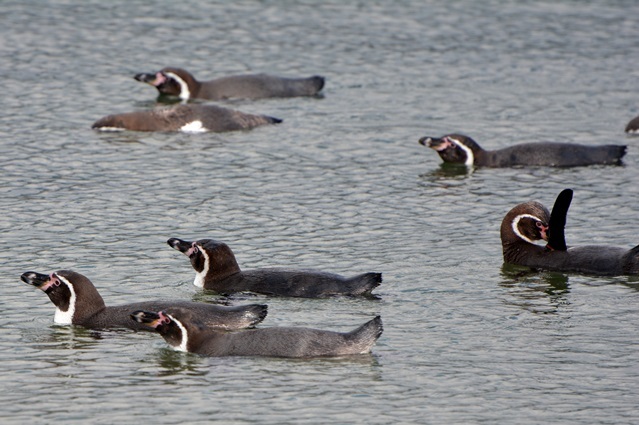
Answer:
top-left (535, 221), bottom-right (543, 228)
top-left (190, 246), bottom-right (199, 256)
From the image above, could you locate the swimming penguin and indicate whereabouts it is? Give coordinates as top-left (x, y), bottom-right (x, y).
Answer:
top-left (501, 189), bottom-right (639, 275)
top-left (92, 104), bottom-right (281, 132)
top-left (419, 134), bottom-right (626, 167)
top-left (21, 270), bottom-right (267, 330)
top-left (131, 307), bottom-right (383, 358)
top-left (167, 237), bottom-right (382, 297)
top-left (134, 67), bottom-right (325, 101)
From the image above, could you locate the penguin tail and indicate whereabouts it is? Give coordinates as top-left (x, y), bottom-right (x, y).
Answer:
top-left (246, 304), bottom-right (269, 327)
top-left (266, 116), bottom-right (283, 124)
top-left (622, 244), bottom-right (639, 274)
top-left (347, 272), bottom-right (382, 296)
top-left (348, 316), bottom-right (383, 353)
top-left (310, 75), bottom-right (325, 93)
top-left (613, 145), bottom-right (627, 163)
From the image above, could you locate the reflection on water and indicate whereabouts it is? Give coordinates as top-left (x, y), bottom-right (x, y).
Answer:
top-left (620, 275), bottom-right (639, 291)
top-left (499, 263), bottom-right (571, 314)
top-left (420, 162), bottom-right (474, 179)
top-left (151, 347), bottom-right (209, 377)
top-left (23, 325), bottom-right (104, 351)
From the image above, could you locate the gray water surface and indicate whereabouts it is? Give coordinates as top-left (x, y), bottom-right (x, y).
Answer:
top-left (1, 1), bottom-right (639, 424)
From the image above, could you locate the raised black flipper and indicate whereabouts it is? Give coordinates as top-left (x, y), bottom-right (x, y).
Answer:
top-left (546, 188), bottom-right (573, 251)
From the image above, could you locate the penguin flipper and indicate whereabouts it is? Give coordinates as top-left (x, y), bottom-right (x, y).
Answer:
top-left (547, 188), bottom-right (573, 251)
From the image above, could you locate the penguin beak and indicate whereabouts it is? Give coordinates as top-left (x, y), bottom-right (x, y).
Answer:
top-left (21, 272), bottom-right (63, 291)
top-left (539, 225), bottom-right (549, 241)
top-left (134, 72), bottom-right (154, 83)
top-left (21, 271), bottom-right (51, 288)
top-left (418, 136), bottom-right (432, 147)
top-left (167, 238), bottom-right (193, 255)
top-left (419, 136), bottom-right (448, 151)
top-left (130, 311), bottom-right (170, 328)
top-left (134, 71), bottom-right (166, 87)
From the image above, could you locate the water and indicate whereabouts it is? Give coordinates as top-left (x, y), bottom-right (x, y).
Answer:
top-left (1, 0), bottom-right (639, 423)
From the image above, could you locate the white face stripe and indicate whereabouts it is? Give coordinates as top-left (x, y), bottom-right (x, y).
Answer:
top-left (193, 245), bottom-right (210, 288)
top-left (167, 314), bottom-right (189, 352)
top-left (53, 275), bottom-right (76, 325)
top-left (180, 120), bottom-right (207, 133)
top-left (164, 71), bottom-right (191, 100)
top-left (448, 137), bottom-right (475, 166)
top-left (512, 213), bottom-right (544, 244)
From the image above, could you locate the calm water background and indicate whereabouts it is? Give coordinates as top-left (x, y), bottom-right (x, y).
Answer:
top-left (1, 1), bottom-right (638, 423)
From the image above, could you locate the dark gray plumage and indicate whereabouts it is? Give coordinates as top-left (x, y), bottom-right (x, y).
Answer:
top-left (135, 67), bottom-right (325, 101)
top-left (132, 307), bottom-right (383, 358)
top-left (420, 134), bottom-right (626, 167)
top-left (21, 270), bottom-right (267, 330)
top-left (625, 114), bottom-right (639, 133)
top-left (92, 104), bottom-right (281, 132)
top-left (501, 191), bottom-right (639, 276)
top-left (167, 237), bottom-right (382, 298)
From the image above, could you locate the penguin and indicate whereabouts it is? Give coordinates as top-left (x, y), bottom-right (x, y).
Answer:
top-left (131, 307), bottom-right (382, 358)
top-left (92, 104), bottom-right (281, 133)
top-left (167, 237), bottom-right (382, 298)
top-left (134, 67), bottom-right (325, 101)
top-left (419, 134), bottom-right (626, 167)
top-left (500, 189), bottom-right (639, 275)
top-left (21, 270), bottom-right (267, 330)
